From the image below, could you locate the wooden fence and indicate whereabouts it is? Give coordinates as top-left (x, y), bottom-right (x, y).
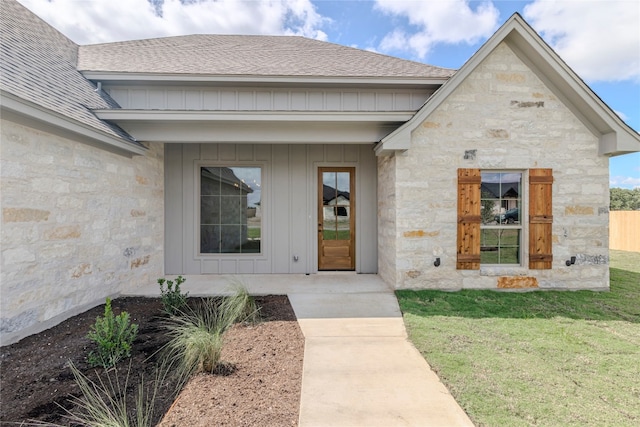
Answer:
top-left (610, 211), bottom-right (640, 252)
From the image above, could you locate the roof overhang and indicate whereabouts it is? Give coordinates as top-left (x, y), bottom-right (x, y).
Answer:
top-left (93, 110), bottom-right (413, 144)
top-left (0, 91), bottom-right (147, 156)
top-left (81, 72), bottom-right (448, 89)
top-left (375, 14), bottom-right (640, 157)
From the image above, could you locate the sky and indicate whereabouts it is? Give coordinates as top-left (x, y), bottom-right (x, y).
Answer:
top-left (17, 0), bottom-right (640, 189)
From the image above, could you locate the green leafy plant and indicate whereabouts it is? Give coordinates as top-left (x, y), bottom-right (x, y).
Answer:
top-left (158, 275), bottom-right (189, 315)
top-left (87, 298), bottom-right (138, 368)
top-left (162, 285), bottom-right (259, 380)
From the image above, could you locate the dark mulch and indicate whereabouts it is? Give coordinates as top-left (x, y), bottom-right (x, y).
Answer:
top-left (0, 296), bottom-right (304, 426)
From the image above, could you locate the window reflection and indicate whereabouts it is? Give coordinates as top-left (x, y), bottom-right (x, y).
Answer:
top-left (200, 167), bottom-right (261, 254)
top-left (322, 172), bottom-right (351, 240)
top-left (480, 172), bottom-right (522, 265)
top-left (480, 172), bottom-right (521, 225)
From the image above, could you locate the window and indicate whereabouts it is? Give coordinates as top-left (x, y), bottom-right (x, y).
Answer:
top-left (200, 167), bottom-right (261, 254)
top-left (457, 168), bottom-right (553, 270)
top-left (480, 172), bottom-right (522, 264)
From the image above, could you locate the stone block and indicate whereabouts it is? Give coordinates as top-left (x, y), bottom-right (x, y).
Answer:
top-left (497, 276), bottom-right (539, 289)
top-left (44, 225), bottom-right (81, 240)
top-left (2, 208), bottom-right (50, 223)
top-left (565, 206), bottom-right (595, 215)
top-left (3, 248), bottom-right (36, 264)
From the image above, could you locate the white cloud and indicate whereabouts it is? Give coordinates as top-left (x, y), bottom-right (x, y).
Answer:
top-left (614, 110), bottom-right (629, 122)
top-left (17, 0), bottom-right (329, 44)
top-left (610, 176), bottom-right (640, 189)
top-left (374, 0), bottom-right (500, 59)
top-left (524, 0), bottom-right (640, 83)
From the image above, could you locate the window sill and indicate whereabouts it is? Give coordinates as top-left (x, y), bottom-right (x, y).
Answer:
top-left (480, 266), bottom-right (529, 276)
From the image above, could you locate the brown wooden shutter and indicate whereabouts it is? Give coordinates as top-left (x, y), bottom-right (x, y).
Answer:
top-left (529, 169), bottom-right (553, 269)
top-left (457, 169), bottom-right (481, 269)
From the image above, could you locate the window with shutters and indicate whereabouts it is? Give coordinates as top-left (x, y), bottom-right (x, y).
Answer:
top-left (457, 168), bottom-right (553, 270)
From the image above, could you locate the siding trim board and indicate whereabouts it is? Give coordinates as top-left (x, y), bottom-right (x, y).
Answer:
top-left (102, 87), bottom-right (434, 112)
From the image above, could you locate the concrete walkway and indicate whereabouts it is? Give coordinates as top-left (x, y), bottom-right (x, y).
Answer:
top-left (289, 280), bottom-right (474, 427)
top-left (125, 273), bottom-right (473, 426)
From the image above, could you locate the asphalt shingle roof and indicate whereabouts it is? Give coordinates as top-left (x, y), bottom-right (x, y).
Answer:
top-left (0, 0), bottom-right (135, 142)
top-left (78, 34), bottom-right (455, 79)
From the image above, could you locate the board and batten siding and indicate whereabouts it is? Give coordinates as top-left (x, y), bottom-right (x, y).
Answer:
top-left (106, 86), bottom-right (433, 112)
top-left (165, 143), bottom-right (377, 274)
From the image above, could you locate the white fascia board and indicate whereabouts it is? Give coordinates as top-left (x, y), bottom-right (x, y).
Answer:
top-left (506, 23), bottom-right (639, 138)
top-left (504, 21), bottom-right (640, 156)
top-left (375, 18), bottom-right (513, 155)
top-left (375, 13), bottom-right (640, 157)
top-left (94, 110), bottom-right (415, 123)
top-left (81, 71), bottom-right (448, 88)
top-left (0, 91), bottom-right (147, 156)
top-left (600, 131), bottom-right (640, 157)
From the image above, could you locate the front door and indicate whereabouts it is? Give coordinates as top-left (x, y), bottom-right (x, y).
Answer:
top-left (318, 167), bottom-right (355, 270)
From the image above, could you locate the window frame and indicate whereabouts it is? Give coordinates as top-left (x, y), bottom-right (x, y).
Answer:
top-left (197, 164), bottom-right (264, 257)
top-left (479, 170), bottom-right (524, 266)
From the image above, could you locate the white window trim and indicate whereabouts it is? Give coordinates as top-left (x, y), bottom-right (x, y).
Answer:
top-left (480, 170), bottom-right (525, 267)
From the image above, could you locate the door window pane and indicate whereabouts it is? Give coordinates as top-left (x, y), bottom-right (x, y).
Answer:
top-left (322, 171), bottom-right (351, 241)
top-left (200, 167), bottom-right (261, 254)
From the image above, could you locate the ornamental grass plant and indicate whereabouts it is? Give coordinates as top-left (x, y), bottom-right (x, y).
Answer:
top-left (162, 286), bottom-right (259, 381)
top-left (60, 360), bottom-right (175, 427)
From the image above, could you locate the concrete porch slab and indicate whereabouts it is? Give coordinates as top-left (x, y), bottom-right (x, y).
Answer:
top-left (122, 273), bottom-right (391, 297)
top-left (289, 293), bottom-right (407, 338)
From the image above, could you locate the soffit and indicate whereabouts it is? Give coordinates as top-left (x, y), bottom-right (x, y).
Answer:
top-left (94, 110), bottom-right (412, 144)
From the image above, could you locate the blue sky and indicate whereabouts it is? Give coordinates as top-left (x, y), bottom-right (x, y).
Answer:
top-left (18, 0), bottom-right (639, 188)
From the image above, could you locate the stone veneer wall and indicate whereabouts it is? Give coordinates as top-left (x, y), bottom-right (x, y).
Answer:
top-left (377, 154), bottom-right (397, 285)
top-left (1, 120), bottom-right (164, 345)
top-left (386, 41), bottom-right (610, 290)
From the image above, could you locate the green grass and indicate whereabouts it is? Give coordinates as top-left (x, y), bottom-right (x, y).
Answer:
top-left (397, 250), bottom-right (640, 427)
top-left (247, 227), bottom-right (261, 239)
top-left (481, 229), bottom-right (520, 264)
top-left (323, 229), bottom-right (351, 240)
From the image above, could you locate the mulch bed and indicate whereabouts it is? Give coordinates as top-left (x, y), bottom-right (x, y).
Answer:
top-left (0, 296), bottom-right (304, 426)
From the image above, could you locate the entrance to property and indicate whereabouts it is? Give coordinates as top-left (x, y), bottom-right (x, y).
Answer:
top-left (166, 144), bottom-right (377, 274)
top-left (318, 167), bottom-right (355, 270)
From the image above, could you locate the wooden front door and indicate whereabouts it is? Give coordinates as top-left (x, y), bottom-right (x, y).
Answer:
top-left (318, 167), bottom-right (355, 270)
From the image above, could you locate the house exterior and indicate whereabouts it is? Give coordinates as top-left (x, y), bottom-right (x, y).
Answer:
top-left (1, 0), bottom-right (639, 345)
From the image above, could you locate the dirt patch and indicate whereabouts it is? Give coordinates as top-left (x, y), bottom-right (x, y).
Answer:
top-left (0, 296), bottom-right (304, 426)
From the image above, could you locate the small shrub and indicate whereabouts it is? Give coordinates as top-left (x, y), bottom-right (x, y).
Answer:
top-left (87, 298), bottom-right (138, 368)
top-left (158, 275), bottom-right (188, 315)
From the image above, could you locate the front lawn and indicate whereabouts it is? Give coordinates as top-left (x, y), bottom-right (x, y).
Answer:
top-left (397, 250), bottom-right (640, 426)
